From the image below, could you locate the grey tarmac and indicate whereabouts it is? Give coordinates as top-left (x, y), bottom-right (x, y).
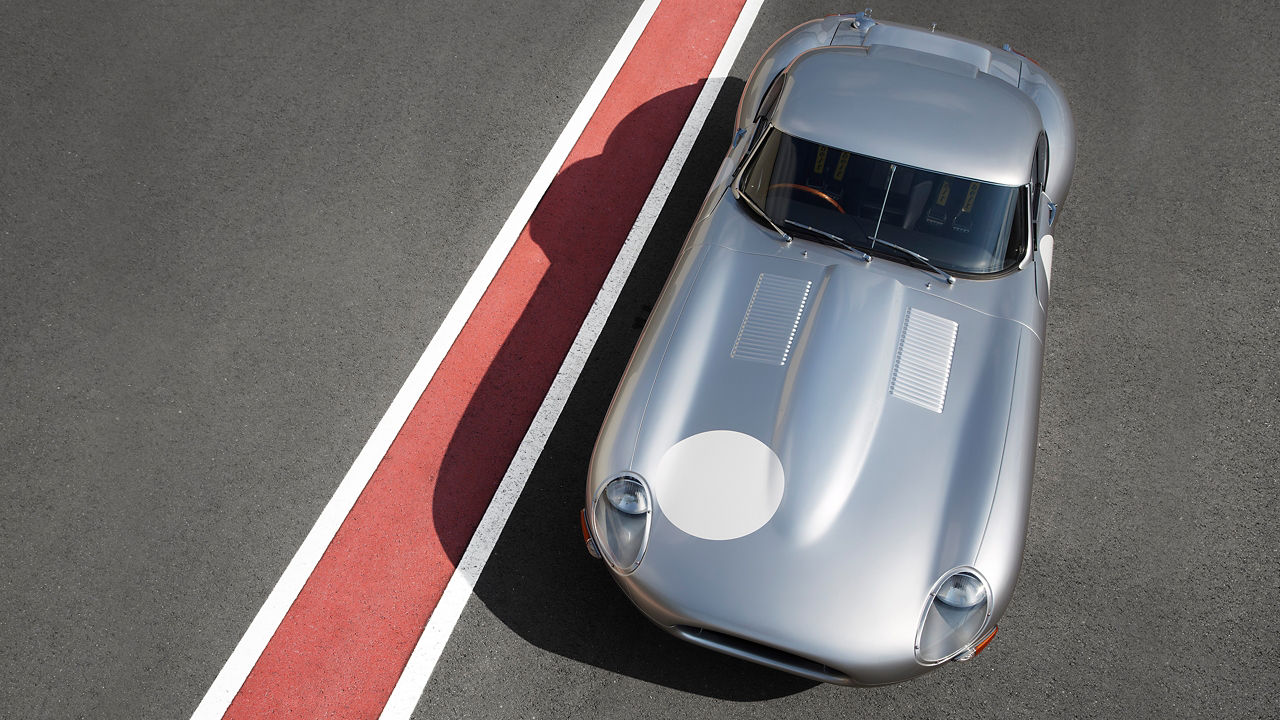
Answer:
top-left (1, 0), bottom-right (643, 717)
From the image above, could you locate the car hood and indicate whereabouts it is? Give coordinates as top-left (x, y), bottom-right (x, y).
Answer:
top-left (615, 239), bottom-right (1029, 681)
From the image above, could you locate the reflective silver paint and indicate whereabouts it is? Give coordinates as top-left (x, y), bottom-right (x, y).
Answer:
top-left (735, 11), bottom-right (1076, 201)
top-left (775, 45), bottom-right (1043, 187)
top-left (586, 12), bottom-right (1074, 685)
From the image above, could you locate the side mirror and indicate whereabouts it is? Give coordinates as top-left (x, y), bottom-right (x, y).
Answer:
top-left (1037, 190), bottom-right (1058, 230)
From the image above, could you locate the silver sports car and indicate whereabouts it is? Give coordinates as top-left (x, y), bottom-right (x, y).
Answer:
top-left (582, 10), bottom-right (1074, 686)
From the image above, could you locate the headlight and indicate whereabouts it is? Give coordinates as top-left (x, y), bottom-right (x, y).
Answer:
top-left (604, 476), bottom-right (650, 514)
top-left (915, 568), bottom-right (991, 665)
top-left (591, 474), bottom-right (652, 574)
top-left (936, 572), bottom-right (987, 609)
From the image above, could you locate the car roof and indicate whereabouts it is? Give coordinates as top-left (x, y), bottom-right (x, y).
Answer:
top-left (772, 44), bottom-right (1043, 186)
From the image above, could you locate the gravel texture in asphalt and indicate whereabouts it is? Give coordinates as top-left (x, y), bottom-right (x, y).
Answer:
top-left (1, 1), bottom-right (642, 717)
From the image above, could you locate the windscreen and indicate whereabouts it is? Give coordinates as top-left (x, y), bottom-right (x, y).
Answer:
top-left (740, 129), bottom-right (1026, 274)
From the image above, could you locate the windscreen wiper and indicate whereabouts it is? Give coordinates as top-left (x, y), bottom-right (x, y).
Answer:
top-left (730, 123), bottom-right (791, 244)
top-left (866, 236), bottom-right (956, 285)
top-left (863, 161), bottom-right (954, 285)
top-left (783, 220), bottom-right (870, 262)
top-left (733, 186), bottom-right (791, 244)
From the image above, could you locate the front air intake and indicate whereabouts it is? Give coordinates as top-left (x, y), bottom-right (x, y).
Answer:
top-left (673, 625), bottom-right (851, 685)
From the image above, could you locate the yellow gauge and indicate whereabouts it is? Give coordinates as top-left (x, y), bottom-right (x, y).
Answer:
top-left (833, 151), bottom-right (850, 181)
top-left (936, 181), bottom-right (951, 206)
top-left (962, 182), bottom-right (980, 213)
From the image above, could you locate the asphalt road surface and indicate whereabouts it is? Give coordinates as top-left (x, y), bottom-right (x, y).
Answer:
top-left (3, 0), bottom-right (1277, 718)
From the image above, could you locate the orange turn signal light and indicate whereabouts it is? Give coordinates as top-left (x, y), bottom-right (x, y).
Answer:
top-left (973, 626), bottom-right (998, 656)
top-left (580, 509), bottom-right (602, 559)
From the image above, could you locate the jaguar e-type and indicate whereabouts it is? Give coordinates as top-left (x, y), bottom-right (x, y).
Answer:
top-left (582, 10), bottom-right (1075, 685)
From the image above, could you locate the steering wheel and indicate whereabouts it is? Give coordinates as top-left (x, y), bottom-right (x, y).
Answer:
top-left (767, 183), bottom-right (846, 214)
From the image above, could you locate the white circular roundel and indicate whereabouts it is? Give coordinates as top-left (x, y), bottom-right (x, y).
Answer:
top-left (651, 430), bottom-right (785, 541)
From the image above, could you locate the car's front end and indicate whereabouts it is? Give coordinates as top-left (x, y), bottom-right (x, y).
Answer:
top-left (582, 198), bottom-right (1045, 684)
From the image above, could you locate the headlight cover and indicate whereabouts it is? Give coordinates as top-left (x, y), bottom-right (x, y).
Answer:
top-left (936, 571), bottom-right (987, 609)
top-left (591, 474), bottom-right (652, 574)
top-left (915, 568), bottom-right (992, 665)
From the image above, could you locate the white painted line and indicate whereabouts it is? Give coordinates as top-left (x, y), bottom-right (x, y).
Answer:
top-left (377, 1), bottom-right (766, 716)
top-left (188, 2), bottom-right (663, 717)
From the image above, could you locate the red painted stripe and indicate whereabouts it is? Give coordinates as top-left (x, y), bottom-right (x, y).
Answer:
top-left (224, 0), bottom-right (747, 717)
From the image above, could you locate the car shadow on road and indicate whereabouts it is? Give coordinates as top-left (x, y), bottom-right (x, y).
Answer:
top-left (428, 75), bottom-right (816, 700)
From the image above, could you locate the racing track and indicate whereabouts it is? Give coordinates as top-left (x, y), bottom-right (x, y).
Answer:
top-left (2, 1), bottom-right (1277, 719)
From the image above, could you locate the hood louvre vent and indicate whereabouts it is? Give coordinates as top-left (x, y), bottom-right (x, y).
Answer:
top-left (890, 308), bottom-right (958, 413)
top-left (731, 273), bottom-right (812, 366)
